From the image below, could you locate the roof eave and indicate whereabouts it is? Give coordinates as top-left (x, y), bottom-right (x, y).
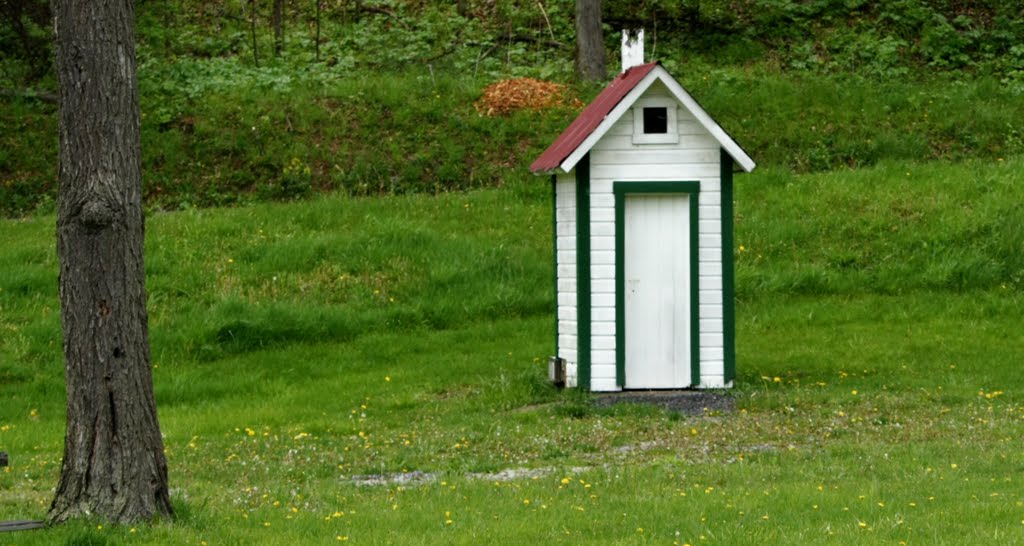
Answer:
top-left (529, 62), bottom-right (757, 176)
top-left (528, 62), bottom-right (660, 175)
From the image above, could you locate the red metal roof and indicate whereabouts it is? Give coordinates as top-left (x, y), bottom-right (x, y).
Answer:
top-left (530, 62), bottom-right (659, 173)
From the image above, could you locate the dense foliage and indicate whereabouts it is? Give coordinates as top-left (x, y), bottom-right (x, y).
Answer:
top-left (609, 0), bottom-right (1024, 78)
top-left (8, 1), bottom-right (1023, 81)
top-left (1, 0), bottom-right (1023, 216)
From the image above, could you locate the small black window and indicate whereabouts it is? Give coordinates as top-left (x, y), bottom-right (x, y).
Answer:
top-left (643, 107), bottom-right (668, 134)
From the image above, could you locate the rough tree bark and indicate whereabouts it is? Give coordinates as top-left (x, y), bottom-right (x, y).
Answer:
top-left (49, 0), bottom-right (173, 524)
top-left (575, 0), bottom-right (606, 82)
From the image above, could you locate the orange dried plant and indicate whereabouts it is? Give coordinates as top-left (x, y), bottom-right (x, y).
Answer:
top-left (474, 78), bottom-right (583, 116)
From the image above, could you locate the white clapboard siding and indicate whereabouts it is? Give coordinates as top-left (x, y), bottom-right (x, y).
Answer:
top-left (584, 84), bottom-right (727, 392)
top-left (595, 134), bottom-right (720, 151)
top-left (591, 149), bottom-right (722, 166)
top-left (591, 163), bottom-right (722, 181)
top-left (555, 174), bottom-right (577, 387)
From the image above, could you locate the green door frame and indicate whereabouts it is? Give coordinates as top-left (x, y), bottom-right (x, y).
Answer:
top-left (613, 181), bottom-right (701, 388)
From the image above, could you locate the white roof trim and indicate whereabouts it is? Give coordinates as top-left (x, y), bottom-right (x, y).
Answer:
top-left (559, 65), bottom-right (756, 174)
top-left (558, 70), bottom-right (660, 174)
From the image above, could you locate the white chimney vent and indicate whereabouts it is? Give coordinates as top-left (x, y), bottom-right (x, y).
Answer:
top-left (621, 29), bottom-right (645, 72)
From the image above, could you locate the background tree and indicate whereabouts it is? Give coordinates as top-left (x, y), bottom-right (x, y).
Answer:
top-left (314, 0), bottom-right (321, 61)
top-left (272, 0), bottom-right (284, 57)
top-left (575, 0), bottom-right (605, 82)
top-left (49, 0), bottom-right (173, 524)
top-left (248, 0), bottom-right (260, 67)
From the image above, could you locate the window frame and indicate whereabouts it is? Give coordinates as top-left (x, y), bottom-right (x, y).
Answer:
top-left (632, 98), bottom-right (679, 145)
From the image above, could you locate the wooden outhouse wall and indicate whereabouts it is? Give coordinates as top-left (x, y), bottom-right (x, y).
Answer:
top-left (554, 173), bottom-right (579, 387)
top-left (555, 83), bottom-right (733, 391)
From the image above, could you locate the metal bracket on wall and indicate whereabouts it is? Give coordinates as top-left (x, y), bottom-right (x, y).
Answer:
top-left (547, 356), bottom-right (566, 389)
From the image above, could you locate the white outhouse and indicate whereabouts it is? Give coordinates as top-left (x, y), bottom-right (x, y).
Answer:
top-left (530, 41), bottom-right (755, 391)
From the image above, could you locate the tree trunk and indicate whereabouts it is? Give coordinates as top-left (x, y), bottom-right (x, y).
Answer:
top-left (250, 0), bottom-right (260, 67)
top-left (49, 0), bottom-right (173, 525)
top-left (272, 0), bottom-right (284, 57)
top-left (575, 0), bottom-right (605, 82)
top-left (315, 0), bottom-right (321, 62)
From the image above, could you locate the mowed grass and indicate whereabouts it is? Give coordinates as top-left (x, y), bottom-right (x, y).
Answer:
top-left (1, 158), bottom-right (1023, 544)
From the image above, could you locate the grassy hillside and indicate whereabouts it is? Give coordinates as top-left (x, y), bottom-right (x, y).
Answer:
top-left (2, 0), bottom-right (1024, 216)
top-left (736, 159), bottom-right (1024, 296)
top-left (1, 157), bottom-right (1022, 543)
top-left (3, 65), bottom-right (1022, 217)
top-left (4, 157), bottom-right (1019, 375)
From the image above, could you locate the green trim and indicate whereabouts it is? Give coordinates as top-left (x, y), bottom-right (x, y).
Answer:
top-left (551, 174), bottom-right (559, 359)
top-left (613, 181), bottom-right (701, 389)
top-left (721, 149), bottom-right (736, 383)
top-left (575, 155), bottom-right (591, 391)
top-left (689, 191), bottom-right (700, 387)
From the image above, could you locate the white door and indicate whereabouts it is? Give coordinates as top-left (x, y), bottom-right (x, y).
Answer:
top-left (623, 194), bottom-right (691, 389)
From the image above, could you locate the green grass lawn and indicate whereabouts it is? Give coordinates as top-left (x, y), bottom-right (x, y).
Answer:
top-left (1, 158), bottom-right (1023, 544)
